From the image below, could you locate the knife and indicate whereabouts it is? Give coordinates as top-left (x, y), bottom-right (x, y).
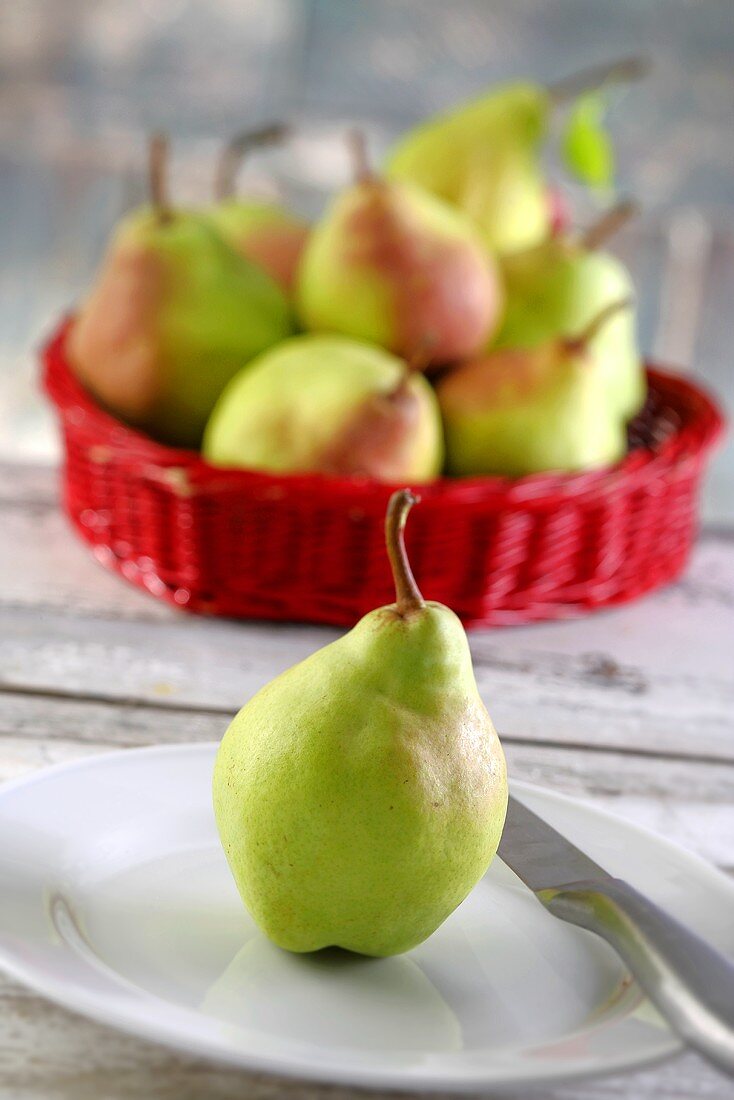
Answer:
top-left (498, 795), bottom-right (734, 1076)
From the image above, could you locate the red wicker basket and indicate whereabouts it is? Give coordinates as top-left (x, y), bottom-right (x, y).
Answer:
top-left (42, 318), bottom-right (725, 628)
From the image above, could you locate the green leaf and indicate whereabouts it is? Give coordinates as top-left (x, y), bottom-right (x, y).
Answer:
top-left (561, 92), bottom-right (615, 190)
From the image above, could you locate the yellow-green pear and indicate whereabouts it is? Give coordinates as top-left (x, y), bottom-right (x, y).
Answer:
top-left (385, 58), bottom-right (648, 256)
top-left (296, 133), bottom-right (503, 366)
top-left (438, 302), bottom-right (630, 478)
top-left (69, 134), bottom-right (293, 448)
top-left (494, 203), bottom-right (645, 419)
top-left (213, 490), bottom-right (508, 956)
top-left (208, 124), bottom-right (309, 293)
top-left (203, 335), bottom-right (443, 482)
top-left (386, 83), bottom-right (551, 255)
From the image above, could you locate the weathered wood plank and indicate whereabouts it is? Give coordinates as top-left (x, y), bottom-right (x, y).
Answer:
top-left (2, 694), bottom-right (732, 870)
top-left (0, 463), bottom-right (57, 505)
top-left (2, 560), bottom-right (733, 763)
top-left (2, 467), bottom-right (733, 765)
top-left (0, 500), bottom-right (172, 622)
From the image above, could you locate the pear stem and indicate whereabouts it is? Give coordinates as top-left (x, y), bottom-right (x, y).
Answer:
top-left (548, 56), bottom-right (650, 106)
top-left (581, 199), bottom-right (638, 250)
top-left (348, 129), bottom-right (374, 185)
top-left (214, 122), bottom-right (291, 201)
top-left (405, 338), bottom-right (436, 376)
top-left (149, 132), bottom-right (172, 225)
top-left (565, 298), bottom-right (633, 352)
top-left (389, 370), bottom-right (411, 401)
top-left (385, 490), bottom-right (425, 616)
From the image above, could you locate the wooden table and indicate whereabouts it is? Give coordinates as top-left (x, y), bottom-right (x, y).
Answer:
top-left (1, 461), bottom-right (733, 1099)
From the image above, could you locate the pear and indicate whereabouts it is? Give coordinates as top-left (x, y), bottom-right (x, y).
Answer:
top-left (438, 301), bottom-right (631, 478)
top-left (296, 132), bottom-right (503, 366)
top-left (386, 57), bottom-right (647, 255)
top-left (387, 82), bottom-right (550, 255)
top-left (69, 134), bottom-right (293, 448)
top-left (213, 489), bottom-right (508, 956)
top-left (202, 334), bottom-right (443, 482)
top-left (494, 202), bottom-right (644, 419)
top-left (208, 124), bottom-right (309, 293)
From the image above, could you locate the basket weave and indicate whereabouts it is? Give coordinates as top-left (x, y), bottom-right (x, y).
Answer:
top-left (43, 319), bottom-right (725, 628)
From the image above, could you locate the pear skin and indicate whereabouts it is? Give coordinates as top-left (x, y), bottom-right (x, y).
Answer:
top-left (494, 215), bottom-right (645, 420)
top-left (213, 491), bottom-right (508, 956)
top-left (209, 200), bottom-right (309, 293)
top-left (296, 157), bottom-right (503, 365)
top-left (208, 125), bottom-right (309, 293)
top-left (69, 209), bottom-right (293, 448)
top-left (202, 334), bottom-right (443, 482)
top-left (438, 306), bottom-right (630, 477)
top-left (69, 136), bottom-right (293, 448)
top-left (386, 83), bottom-right (551, 255)
top-left (386, 61), bottom-right (648, 256)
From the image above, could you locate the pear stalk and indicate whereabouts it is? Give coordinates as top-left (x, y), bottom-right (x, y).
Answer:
top-left (385, 489), bottom-right (425, 616)
top-left (149, 132), bottom-right (172, 226)
top-left (405, 340), bottom-right (437, 376)
top-left (565, 297), bottom-right (633, 352)
top-left (215, 123), bottom-right (291, 202)
top-left (548, 56), bottom-right (650, 106)
top-left (348, 129), bottom-right (375, 185)
top-left (581, 200), bottom-right (637, 250)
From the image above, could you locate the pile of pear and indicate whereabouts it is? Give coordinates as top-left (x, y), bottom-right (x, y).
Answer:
top-left (69, 64), bottom-right (647, 479)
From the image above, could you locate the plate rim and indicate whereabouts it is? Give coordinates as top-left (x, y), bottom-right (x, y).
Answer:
top-left (4, 741), bottom-right (732, 1092)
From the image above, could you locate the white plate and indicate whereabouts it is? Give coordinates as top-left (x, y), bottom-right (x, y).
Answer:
top-left (1, 744), bottom-right (733, 1092)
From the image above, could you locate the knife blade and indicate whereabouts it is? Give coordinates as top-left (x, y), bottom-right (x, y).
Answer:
top-left (498, 793), bottom-right (608, 892)
top-left (496, 794), bottom-right (734, 1078)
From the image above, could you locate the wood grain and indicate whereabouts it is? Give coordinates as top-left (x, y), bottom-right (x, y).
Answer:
top-left (2, 563), bottom-right (732, 760)
top-left (1, 694), bottom-right (732, 870)
top-left (1, 464), bottom-right (733, 765)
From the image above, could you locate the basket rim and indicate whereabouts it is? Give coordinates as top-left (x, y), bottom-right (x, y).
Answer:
top-left (42, 315), bottom-right (726, 506)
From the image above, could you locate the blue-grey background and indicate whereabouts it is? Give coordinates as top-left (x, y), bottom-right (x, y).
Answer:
top-left (1, 0), bottom-right (732, 516)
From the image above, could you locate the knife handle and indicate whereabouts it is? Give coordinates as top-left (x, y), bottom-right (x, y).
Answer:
top-left (539, 877), bottom-right (734, 1077)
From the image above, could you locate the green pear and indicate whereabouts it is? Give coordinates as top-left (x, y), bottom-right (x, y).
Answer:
top-left (494, 203), bottom-right (645, 419)
top-left (385, 58), bottom-right (647, 256)
top-left (69, 134), bottom-right (293, 448)
top-left (438, 301), bottom-right (630, 477)
top-left (386, 82), bottom-right (551, 255)
top-left (213, 490), bottom-right (508, 956)
top-left (203, 334), bottom-right (443, 482)
top-left (296, 133), bottom-right (503, 366)
top-left (209, 201), bottom-right (308, 294)
top-left (208, 124), bottom-right (309, 293)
